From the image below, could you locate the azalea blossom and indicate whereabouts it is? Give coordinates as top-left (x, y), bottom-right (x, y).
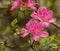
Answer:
top-left (10, 0), bottom-right (36, 11)
top-left (25, 0), bottom-right (36, 10)
top-left (21, 19), bottom-right (48, 41)
top-left (10, 0), bottom-right (23, 11)
top-left (31, 7), bottom-right (56, 27)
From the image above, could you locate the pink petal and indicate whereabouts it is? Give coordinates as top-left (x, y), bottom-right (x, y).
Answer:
top-left (37, 6), bottom-right (47, 15)
top-left (21, 28), bottom-right (29, 37)
top-left (29, 4), bottom-right (36, 10)
top-left (25, 0), bottom-right (36, 9)
top-left (49, 18), bottom-right (56, 23)
top-left (40, 31), bottom-right (49, 37)
top-left (41, 22), bottom-right (49, 28)
top-left (27, 0), bottom-right (32, 2)
top-left (44, 22), bottom-right (49, 27)
top-left (18, 0), bottom-right (23, 7)
top-left (39, 22), bottom-right (46, 30)
top-left (31, 12), bottom-right (43, 21)
top-left (10, 1), bottom-right (18, 11)
top-left (26, 19), bottom-right (39, 34)
top-left (47, 10), bottom-right (53, 18)
top-left (33, 35), bottom-right (40, 41)
top-left (31, 11), bottom-right (38, 18)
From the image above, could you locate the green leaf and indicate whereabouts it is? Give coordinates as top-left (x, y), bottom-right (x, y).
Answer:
top-left (0, 45), bottom-right (5, 51)
top-left (0, 42), bottom-right (5, 51)
top-left (0, 42), bottom-right (4, 44)
top-left (39, 38), bottom-right (46, 45)
top-left (50, 43), bottom-right (58, 49)
top-left (39, 35), bottom-right (55, 45)
top-left (2, 26), bottom-right (11, 35)
top-left (10, 18), bottom-right (18, 27)
top-left (45, 35), bottom-right (55, 43)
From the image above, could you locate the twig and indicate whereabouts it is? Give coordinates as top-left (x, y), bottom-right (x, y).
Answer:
top-left (52, 23), bottom-right (60, 29)
top-left (30, 41), bottom-right (36, 51)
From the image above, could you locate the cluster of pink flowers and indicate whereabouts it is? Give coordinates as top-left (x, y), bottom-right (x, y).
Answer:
top-left (21, 7), bottom-right (56, 41)
top-left (10, 0), bottom-right (56, 41)
top-left (10, 0), bottom-right (36, 11)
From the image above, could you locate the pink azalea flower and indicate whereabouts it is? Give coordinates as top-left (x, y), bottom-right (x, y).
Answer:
top-left (10, 0), bottom-right (23, 11)
top-left (31, 6), bottom-right (56, 27)
top-left (21, 28), bottom-right (29, 37)
top-left (25, 0), bottom-right (36, 10)
top-left (10, 0), bottom-right (36, 11)
top-left (21, 19), bottom-right (48, 41)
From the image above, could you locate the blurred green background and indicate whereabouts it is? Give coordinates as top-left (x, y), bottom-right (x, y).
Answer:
top-left (0, 0), bottom-right (60, 51)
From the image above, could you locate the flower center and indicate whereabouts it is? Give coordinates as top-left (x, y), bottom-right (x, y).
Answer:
top-left (44, 16), bottom-right (48, 22)
top-left (21, 5), bottom-right (26, 11)
top-left (34, 28), bottom-right (39, 34)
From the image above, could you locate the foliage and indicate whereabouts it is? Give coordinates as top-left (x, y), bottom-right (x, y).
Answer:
top-left (0, 0), bottom-right (60, 51)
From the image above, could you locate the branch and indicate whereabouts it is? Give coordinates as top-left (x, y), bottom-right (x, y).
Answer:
top-left (30, 41), bottom-right (36, 51)
top-left (52, 23), bottom-right (60, 29)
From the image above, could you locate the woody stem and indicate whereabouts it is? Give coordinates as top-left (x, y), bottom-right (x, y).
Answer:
top-left (52, 23), bottom-right (60, 29)
top-left (30, 41), bottom-right (36, 51)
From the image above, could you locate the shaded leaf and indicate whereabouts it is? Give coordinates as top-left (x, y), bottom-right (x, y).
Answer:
top-left (2, 26), bottom-right (11, 35)
top-left (10, 18), bottom-right (18, 27)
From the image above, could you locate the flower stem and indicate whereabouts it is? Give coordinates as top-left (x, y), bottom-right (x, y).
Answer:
top-left (30, 41), bottom-right (37, 51)
top-left (23, 11), bottom-right (26, 19)
top-left (52, 23), bottom-right (60, 29)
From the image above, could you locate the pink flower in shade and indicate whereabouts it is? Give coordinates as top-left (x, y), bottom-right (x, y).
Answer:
top-left (10, 0), bottom-right (36, 11)
top-left (21, 28), bottom-right (29, 37)
top-left (10, 0), bottom-right (23, 11)
top-left (31, 6), bottom-right (56, 27)
top-left (25, 0), bottom-right (36, 10)
top-left (21, 19), bottom-right (48, 41)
